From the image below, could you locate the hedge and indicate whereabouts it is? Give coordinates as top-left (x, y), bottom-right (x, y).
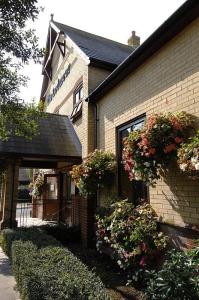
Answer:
top-left (1, 228), bottom-right (111, 300)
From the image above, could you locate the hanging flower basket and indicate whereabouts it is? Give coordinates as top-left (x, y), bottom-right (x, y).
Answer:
top-left (29, 173), bottom-right (44, 197)
top-left (122, 112), bottom-right (194, 185)
top-left (177, 130), bottom-right (199, 179)
top-left (70, 149), bottom-right (117, 196)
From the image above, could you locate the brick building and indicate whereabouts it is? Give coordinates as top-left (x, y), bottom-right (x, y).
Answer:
top-left (0, 0), bottom-right (199, 246)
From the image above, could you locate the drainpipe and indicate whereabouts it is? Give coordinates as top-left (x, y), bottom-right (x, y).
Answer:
top-left (93, 102), bottom-right (99, 149)
top-left (92, 101), bottom-right (100, 207)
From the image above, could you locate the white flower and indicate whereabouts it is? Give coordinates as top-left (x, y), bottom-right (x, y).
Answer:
top-left (117, 260), bottom-right (122, 266)
top-left (179, 163), bottom-right (187, 171)
top-left (144, 162), bottom-right (150, 167)
top-left (195, 163), bottom-right (199, 170)
top-left (191, 156), bottom-right (198, 165)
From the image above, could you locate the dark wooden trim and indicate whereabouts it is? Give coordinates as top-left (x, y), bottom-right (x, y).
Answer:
top-left (116, 113), bottom-right (146, 131)
top-left (20, 161), bottom-right (58, 168)
top-left (59, 173), bottom-right (63, 222)
top-left (89, 58), bottom-right (117, 71)
top-left (57, 40), bottom-right (66, 57)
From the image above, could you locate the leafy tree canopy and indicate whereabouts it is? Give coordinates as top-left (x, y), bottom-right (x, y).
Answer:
top-left (0, 0), bottom-right (44, 140)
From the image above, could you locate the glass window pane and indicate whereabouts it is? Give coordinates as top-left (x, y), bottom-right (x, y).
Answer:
top-left (75, 92), bottom-right (79, 104)
top-left (132, 120), bottom-right (145, 130)
top-left (79, 87), bottom-right (83, 99)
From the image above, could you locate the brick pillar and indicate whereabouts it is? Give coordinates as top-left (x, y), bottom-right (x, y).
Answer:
top-left (80, 196), bottom-right (96, 248)
top-left (0, 160), bottom-right (19, 230)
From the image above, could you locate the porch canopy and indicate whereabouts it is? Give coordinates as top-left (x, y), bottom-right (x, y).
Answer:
top-left (0, 113), bottom-right (82, 168)
top-left (0, 113), bottom-right (82, 229)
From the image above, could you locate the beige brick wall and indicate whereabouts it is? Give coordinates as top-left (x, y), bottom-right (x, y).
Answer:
top-left (88, 66), bottom-right (111, 93)
top-left (97, 17), bottom-right (199, 227)
top-left (44, 37), bottom-right (112, 158)
top-left (86, 66), bottom-right (112, 155)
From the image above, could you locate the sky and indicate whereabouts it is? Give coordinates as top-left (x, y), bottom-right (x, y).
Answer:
top-left (20, 0), bottom-right (186, 103)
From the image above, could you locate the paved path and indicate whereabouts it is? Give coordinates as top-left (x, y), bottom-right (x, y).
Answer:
top-left (0, 248), bottom-right (20, 300)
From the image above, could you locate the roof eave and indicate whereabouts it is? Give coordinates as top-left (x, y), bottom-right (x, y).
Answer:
top-left (89, 58), bottom-right (117, 71)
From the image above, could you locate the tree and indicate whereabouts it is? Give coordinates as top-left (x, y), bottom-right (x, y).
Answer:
top-left (0, 0), bottom-right (44, 140)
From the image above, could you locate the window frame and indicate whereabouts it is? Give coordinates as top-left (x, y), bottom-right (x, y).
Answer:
top-left (70, 83), bottom-right (83, 121)
top-left (116, 114), bottom-right (149, 203)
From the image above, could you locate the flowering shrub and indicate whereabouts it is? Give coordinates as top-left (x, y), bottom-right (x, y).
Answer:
top-left (123, 112), bottom-right (194, 185)
top-left (29, 173), bottom-right (44, 197)
top-left (177, 131), bottom-right (199, 179)
top-left (96, 200), bottom-right (168, 271)
top-left (70, 149), bottom-right (116, 196)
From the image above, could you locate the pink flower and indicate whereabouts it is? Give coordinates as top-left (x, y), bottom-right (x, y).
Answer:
top-left (139, 257), bottom-right (146, 267)
top-left (141, 138), bottom-right (149, 146)
top-left (124, 164), bottom-right (131, 172)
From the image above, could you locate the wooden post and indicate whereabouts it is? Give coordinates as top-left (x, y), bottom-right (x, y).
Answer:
top-left (0, 160), bottom-right (19, 230)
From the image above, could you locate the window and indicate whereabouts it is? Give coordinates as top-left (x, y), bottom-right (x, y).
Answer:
top-left (117, 115), bottom-right (148, 205)
top-left (70, 83), bottom-right (83, 120)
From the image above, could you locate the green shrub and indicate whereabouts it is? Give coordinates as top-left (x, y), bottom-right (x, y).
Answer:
top-left (145, 249), bottom-right (199, 300)
top-left (1, 227), bottom-right (111, 300)
top-left (1, 227), bottom-right (60, 257)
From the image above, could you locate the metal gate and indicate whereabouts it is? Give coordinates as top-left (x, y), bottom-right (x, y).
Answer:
top-left (16, 199), bottom-right (71, 227)
top-left (16, 199), bottom-right (60, 227)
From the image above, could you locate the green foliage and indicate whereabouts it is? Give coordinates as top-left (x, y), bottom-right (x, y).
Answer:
top-left (71, 149), bottom-right (117, 196)
top-left (96, 200), bottom-right (168, 271)
top-left (145, 248), bottom-right (199, 300)
top-left (1, 227), bottom-right (111, 300)
top-left (0, 0), bottom-right (44, 140)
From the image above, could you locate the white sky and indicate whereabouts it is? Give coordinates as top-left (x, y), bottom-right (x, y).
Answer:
top-left (20, 0), bottom-right (186, 103)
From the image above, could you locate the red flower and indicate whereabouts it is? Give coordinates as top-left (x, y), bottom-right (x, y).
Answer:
top-left (164, 143), bottom-right (176, 153)
top-left (141, 138), bottom-right (149, 146)
top-left (148, 147), bottom-right (156, 155)
top-left (175, 136), bottom-right (183, 144)
top-left (171, 117), bottom-right (182, 130)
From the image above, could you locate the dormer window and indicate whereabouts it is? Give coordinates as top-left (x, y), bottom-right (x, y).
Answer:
top-left (70, 83), bottom-right (83, 121)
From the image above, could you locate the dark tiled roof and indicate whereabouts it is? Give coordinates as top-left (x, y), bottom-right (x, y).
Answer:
top-left (0, 114), bottom-right (81, 158)
top-left (53, 21), bottom-right (134, 66)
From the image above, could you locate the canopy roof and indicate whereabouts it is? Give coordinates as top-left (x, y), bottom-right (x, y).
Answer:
top-left (0, 113), bottom-right (82, 168)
